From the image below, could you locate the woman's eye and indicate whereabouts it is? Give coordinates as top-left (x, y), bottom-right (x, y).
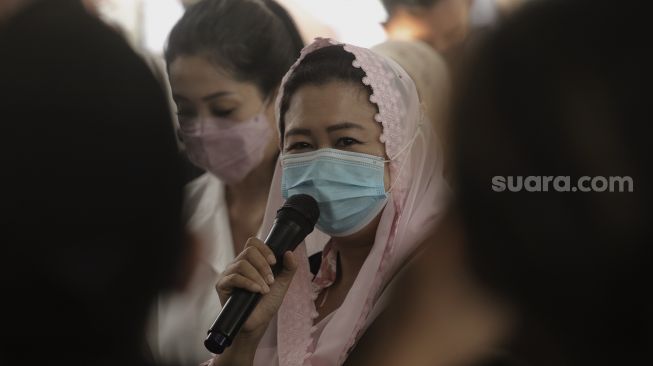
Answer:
top-left (336, 137), bottom-right (361, 147)
top-left (285, 142), bottom-right (312, 152)
top-left (211, 108), bottom-right (234, 118)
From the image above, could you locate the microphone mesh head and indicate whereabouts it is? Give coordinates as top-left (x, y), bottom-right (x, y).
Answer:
top-left (281, 194), bottom-right (319, 227)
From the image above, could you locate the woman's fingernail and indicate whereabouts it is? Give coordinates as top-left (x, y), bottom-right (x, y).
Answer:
top-left (268, 255), bottom-right (277, 265)
top-left (267, 274), bottom-right (275, 284)
top-left (263, 283), bottom-right (270, 293)
top-left (252, 284), bottom-right (262, 292)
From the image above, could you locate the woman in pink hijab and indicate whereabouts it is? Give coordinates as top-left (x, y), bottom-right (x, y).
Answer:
top-left (209, 38), bottom-right (448, 366)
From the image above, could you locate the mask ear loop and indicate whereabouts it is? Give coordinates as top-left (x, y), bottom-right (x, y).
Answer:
top-left (384, 123), bottom-right (423, 193)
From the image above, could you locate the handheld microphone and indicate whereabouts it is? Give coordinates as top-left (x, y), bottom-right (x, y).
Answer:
top-left (204, 194), bottom-right (319, 354)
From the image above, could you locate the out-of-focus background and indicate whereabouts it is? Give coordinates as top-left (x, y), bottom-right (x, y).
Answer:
top-left (91, 0), bottom-right (523, 55)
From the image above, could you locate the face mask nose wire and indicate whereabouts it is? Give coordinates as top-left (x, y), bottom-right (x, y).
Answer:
top-left (384, 123), bottom-right (423, 193)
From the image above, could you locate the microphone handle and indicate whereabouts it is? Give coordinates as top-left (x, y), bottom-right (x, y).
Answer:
top-left (205, 218), bottom-right (307, 354)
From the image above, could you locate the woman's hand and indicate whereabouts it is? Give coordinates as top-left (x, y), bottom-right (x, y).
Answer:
top-left (216, 237), bottom-right (298, 337)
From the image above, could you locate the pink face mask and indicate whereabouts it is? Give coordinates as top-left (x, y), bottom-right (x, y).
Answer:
top-left (180, 112), bottom-right (272, 184)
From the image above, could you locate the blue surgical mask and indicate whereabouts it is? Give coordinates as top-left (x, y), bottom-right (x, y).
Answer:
top-left (281, 148), bottom-right (389, 237)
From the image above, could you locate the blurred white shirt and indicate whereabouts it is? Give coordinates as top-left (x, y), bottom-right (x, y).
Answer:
top-left (149, 173), bottom-right (236, 365)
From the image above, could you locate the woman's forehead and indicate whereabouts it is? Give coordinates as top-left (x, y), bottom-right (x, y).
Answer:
top-left (169, 56), bottom-right (261, 100)
top-left (284, 81), bottom-right (379, 131)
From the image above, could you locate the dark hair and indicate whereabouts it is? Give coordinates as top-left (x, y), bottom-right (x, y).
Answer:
top-left (382, 0), bottom-right (442, 16)
top-left (452, 0), bottom-right (651, 364)
top-left (165, 0), bottom-right (304, 98)
top-left (1, 0), bottom-right (184, 363)
top-left (278, 45), bottom-right (376, 141)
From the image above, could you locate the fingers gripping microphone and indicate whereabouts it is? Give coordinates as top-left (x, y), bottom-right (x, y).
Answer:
top-left (204, 194), bottom-right (319, 354)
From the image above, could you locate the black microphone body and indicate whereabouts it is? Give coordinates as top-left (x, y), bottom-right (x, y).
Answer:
top-left (204, 194), bottom-right (319, 354)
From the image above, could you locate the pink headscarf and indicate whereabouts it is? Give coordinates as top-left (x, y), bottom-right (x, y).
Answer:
top-left (255, 38), bottom-right (448, 366)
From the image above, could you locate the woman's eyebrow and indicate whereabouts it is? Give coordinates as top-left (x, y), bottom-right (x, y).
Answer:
top-left (326, 122), bottom-right (365, 133)
top-left (172, 91), bottom-right (235, 102)
top-left (285, 127), bottom-right (312, 137)
top-left (171, 91), bottom-right (234, 102)
top-left (201, 90), bottom-right (234, 101)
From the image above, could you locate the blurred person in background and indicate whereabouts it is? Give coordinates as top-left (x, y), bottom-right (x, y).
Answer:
top-left (452, 0), bottom-right (651, 364)
top-left (0, 0), bottom-right (187, 364)
top-left (377, 0), bottom-right (473, 176)
top-left (344, 212), bottom-right (511, 366)
top-left (469, 0), bottom-right (527, 29)
top-left (0, 0), bottom-right (32, 24)
top-left (80, 0), bottom-right (132, 41)
top-left (345, 0), bottom-right (652, 365)
top-left (83, 0), bottom-right (200, 180)
top-left (149, 0), bottom-right (305, 364)
top-left (468, 0), bottom-right (499, 28)
top-left (179, 0), bottom-right (201, 9)
top-left (381, 0), bottom-right (472, 55)
top-left (494, 0), bottom-right (524, 17)
top-left (206, 39), bottom-right (448, 366)
top-left (378, 0), bottom-right (524, 86)
top-left (372, 40), bottom-right (451, 175)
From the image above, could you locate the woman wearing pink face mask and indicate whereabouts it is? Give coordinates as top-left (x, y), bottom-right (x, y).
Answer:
top-left (147, 1), bottom-right (304, 365)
